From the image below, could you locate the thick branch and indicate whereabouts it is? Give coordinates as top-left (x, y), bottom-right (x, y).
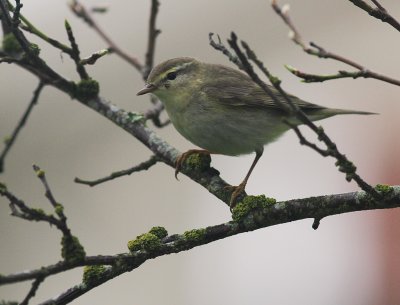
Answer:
top-left (0, 186), bottom-right (397, 304)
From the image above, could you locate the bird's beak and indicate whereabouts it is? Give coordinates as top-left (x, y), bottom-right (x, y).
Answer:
top-left (137, 83), bottom-right (156, 96)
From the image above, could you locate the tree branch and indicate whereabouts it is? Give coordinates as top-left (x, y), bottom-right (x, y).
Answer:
top-left (271, 0), bottom-right (400, 86)
top-left (69, 0), bottom-right (143, 71)
top-left (0, 186), bottom-right (397, 304)
top-left (20, 276), bottom-right (44, 305)
top-left (211, 32), bottom-right (379, 198)
top-left (0, 81), bottom-right (45, 173)
top-left (143, 0), bottom-right (161, 79)
top-left (74, 155), bottom-right (160, 186)
top-left (347, 0), bottom-right (400, 32)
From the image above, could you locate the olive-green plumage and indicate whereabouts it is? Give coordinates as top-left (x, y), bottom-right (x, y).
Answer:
top-left (138, 57), bottom-right (373, 156)
top-left (137, 57), bottom-right (374, 206)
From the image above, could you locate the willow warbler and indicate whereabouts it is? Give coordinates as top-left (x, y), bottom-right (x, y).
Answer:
top-left (137, 57), bottom-right (374, 207)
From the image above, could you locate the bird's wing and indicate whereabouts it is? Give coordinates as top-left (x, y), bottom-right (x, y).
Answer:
top-left (200, 64), bottom-right (325, 112)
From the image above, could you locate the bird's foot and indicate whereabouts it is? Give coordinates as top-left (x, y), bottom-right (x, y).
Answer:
top-left (175, 149), bottom-right (210, 179)
top-left (225, 181), bottom-right (247, 210)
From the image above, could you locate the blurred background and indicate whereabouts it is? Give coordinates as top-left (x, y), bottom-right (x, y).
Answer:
top-left (1, 0), bottom-right (399, 304)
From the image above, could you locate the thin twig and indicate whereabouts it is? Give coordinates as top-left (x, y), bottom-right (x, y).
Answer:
top-left (0, 184), bottom-right (61, 225)
top-left (370, 0), bottom-right (386, 12)
top-left (32, 165), bottom-right (58, 208)
top-left (20, 276), bottom-right (45, 305)
top-left (271, 0), bottom-right (400, 87)
top-left (241, 37), bottom-right (379, 197)
top-left (6, 1), bottom-right (73, 55)
top-left (0, 82), bottom-right (45, 173)
top-left (74, 155), bottom-right (160, 186)
top-left (64, 20), bottom-right (89, 79)
top-left (209, 33), bottom-right (242, 68)
top-left (0, 0), bottom-right (40, 62)
top-left (0, 1), bottom-right (76, 93)
top-left (11, 0), bottom-right (22, 26)
top-left (143, 0), bottom-right (161, 79)
top-left (144, 99), bottom-right (170, 127)
top-left (284, 120), bottom-right (329, 156)
top-left (347, 0), bottom-right (400, 32)
top-left (80, 48), bottom-right (110, 65)
top-left (224, 32), bottom-right (379, 198)
top-left (0, 166), bottom-right (73, 238)
top-left (69, 0), bottom-right (143, 71)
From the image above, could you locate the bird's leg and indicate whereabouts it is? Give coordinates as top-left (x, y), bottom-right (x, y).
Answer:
top-left (228, 148), bottom-right (263, 209)
top-left (175, 149), bottom-right (211, 179)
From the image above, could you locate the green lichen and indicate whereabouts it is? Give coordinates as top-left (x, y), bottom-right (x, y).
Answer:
top-left (269, 75), bottom-right (281, 86)
top-left (28, 43), bottom-right (41, 56)
top-left (127, 233), bottom-right (161, 252)
top-left (3, 136), bottom-right (11, 144)
top-left (375, 184), bottom-right (394, 195)
top-left (184, 152), bottom-right (211, 173)
top-left (0, 182), bottom-right (7, 192)
top-left (75, 78), bottom-right (100, 101)
top-left (34, 168), bottom-right (45, 178)
top-left (32, 208), bottom-right (46, 216)
top-left (127, 111), bottom-right (144, 124)
top-left (335, 160), bottom-right (356, 181)
top-left (82, 265), bottom-right (107, 285)
top-left (55, 203), bottom-right (64, 216)
top-left (149, 226), bottom-right (168, 239)
top-left (2, 33), bottom-right (22, 55)
top-left (61, 235), bottom-right (86, 264)
top-left (232, 195), bottom-right (276, 222)
top-left (183, 228), bottom-right (206, 243)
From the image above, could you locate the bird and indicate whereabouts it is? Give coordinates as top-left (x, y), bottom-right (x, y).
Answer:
top-left (137, 57), bottom-right (374, 208)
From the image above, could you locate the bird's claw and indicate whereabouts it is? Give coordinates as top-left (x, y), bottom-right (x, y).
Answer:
top-left (174, 153), bottom-right (188, 180)
top-left (174, 149), bottom-right (210, 180)
top-left (225, 182), bottom-right (247, 210)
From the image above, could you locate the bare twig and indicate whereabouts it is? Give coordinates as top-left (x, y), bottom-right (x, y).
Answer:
top-left (0, 82), bottom-right (45, 173)
top-left (284, 119), bottom-right (329, 156)
top-left (74, 155), bottom-right (160, 186)
top-left (271, 0), bottom-right (400, 87)
top-left (0, 1), bottom-right (77, 93)
top-left (0, 0), bottom-right (40, 62)
top-left (80, 48), bottom-right (110, 65)
top-left (143, 0), bottom-right (161, 79)
top-left (6, 2), bottom-right (73, 55)
top-left (347, 0), bottom-right (400, 32)
top-left (1, 183), bottom-right (61, 226)
top-left (11, 0), bottom-right (22, 26)
top-left (68, 0), bottom-right (168, 127)
top-left (20, 276), bottom-right (45, 305)
top-left (223, 32), bottom-right (379, 198)
top-left (209, 33), bottom-right (242, 68)
top-left (64, 20), bottom-right (89, 79)
top-left (69, 0), bottom-right (143, 71)
top-left (144, 98), bottom-right (170, 127)
top-left (32, 165), bottom-right (60, 209)
top-left (0, 165), bottom-right (75, 239)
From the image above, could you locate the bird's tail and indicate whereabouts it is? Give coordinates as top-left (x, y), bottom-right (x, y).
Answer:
top-left (322, 108), bottom-right (378, 116)
top-left (305, 107), bottom-right (378, 122)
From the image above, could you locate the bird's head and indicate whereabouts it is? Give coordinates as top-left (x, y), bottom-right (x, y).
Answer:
top-left (137, 57), bottom-right (201, 100)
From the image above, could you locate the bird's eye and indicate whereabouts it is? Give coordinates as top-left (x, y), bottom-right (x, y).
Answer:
top-left (166, 71), bottom-right (177, 80)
